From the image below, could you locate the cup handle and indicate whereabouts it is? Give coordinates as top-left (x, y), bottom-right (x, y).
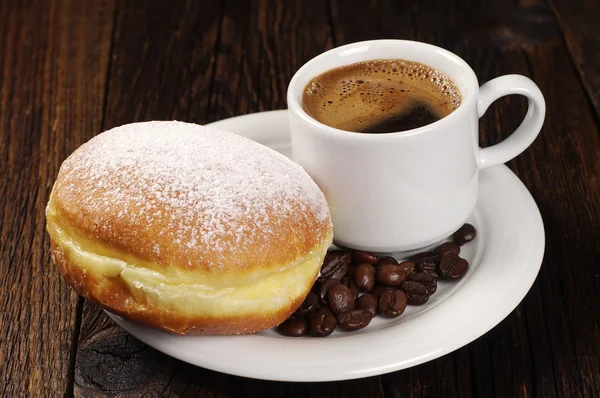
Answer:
top-left (476, 75), bottom-right (546, 168)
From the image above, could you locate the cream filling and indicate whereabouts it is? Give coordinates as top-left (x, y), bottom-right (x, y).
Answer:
top-left (46, 207), bottom-right (332, 317)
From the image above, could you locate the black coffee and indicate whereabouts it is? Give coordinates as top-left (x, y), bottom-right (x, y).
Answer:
top-left (302, 59), bottom-right (461, 133)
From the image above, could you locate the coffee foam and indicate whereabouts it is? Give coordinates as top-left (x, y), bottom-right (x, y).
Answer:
top-left (302, 59), bottom-right (462, 133)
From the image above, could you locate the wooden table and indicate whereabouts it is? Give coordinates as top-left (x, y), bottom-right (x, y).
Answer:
top-left (2, 0), bottom-right (600, 396)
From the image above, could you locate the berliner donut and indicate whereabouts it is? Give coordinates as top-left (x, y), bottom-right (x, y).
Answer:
top-left (45, 121), bottom-right (332, 334)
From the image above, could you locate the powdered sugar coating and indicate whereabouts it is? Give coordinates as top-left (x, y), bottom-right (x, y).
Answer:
top-left (52, 121), bottom-right (331, 273)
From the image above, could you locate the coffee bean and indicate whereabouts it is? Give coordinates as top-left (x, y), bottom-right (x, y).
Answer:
top-left (282, 242), bottom-right (472, 337)
top-left (327, 262), bottom-right (348, 281)
top-left (337, 309), bottom-right (373, 331)
top-left (379, 256), bottom-right (399, 265)
top-left (401, 281), bottom-right (429, 305)
top-left (294, 291), bottom-right (320, 318)
top-left (372, 285), bottom-right (395, 297)
top-left (277, 318), bottom-right (307, 337)
top-left (341, 276), bottom-right (360, 299)
top-left (453, 223), bottom-right (476, 245)
top-left (438, 252), bottom-right (458, 276)
top-left (356, 293), bottom-right (378, 317)
top-left (353, 251), bottom-right (379, 265)
top-left (327, 283), bottom-right (356, 315)
top-left (439, 253), bottom-right (469, 280)
top-left (411, 251), bottom-right (440, 277)
top-left (407, 272), bottom-right (437, 295)
top-left (378, 289), bottom-right (408, 317)
top-left (433, 241), bottom-right (460, 257)
top-left (376, 263), bottom-right (407, 287)
top-left (317, 250), bottom-right (351, 282)
top-left (316, 279), bottom-right (338, 305)
top-left (327, 250), bottom-right (352, 265)
top-left (354, 263), bottom-right (376, 292)
top-left (397, 260), bottom-right (416, 275)
top-left (447, 258), bottom-right (468, 280)
top-left (308, 307), bottom-right (337, 337)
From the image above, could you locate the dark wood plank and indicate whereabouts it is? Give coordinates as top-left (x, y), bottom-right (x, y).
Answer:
top-left (329, 0), bottom-right (600, 397)
top-left (549, 0), bottom-right (600, 120)
top-left (206, 0), bottom-right (334, 123)
top-left (523, 37), bottom-right (600, 398)
top-left (205, 0), bottom-right (257, 122)
top-left (75, 312), bottom-right (237, 398)
top-left (0, 0), bottom-right (115, 396)
top-left (100, 0), bottom-right (222, 129)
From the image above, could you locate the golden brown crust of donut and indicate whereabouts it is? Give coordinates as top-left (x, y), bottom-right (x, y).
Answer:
top-left (49, 121), bottom-right (331, 287)
top-left (51, 242), bottom-right (313, 335)
top-left (46, 121), bottom-right (333, 334)
top-left (49, 189), bottom-right (328, 287)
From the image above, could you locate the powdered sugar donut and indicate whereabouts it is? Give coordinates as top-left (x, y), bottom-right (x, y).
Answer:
top-left (46, 121), bottom-right (332, 335)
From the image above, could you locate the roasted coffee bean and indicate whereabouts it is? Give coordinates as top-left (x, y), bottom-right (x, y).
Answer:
top-left (325, 262), bottom-right (348, 281)
top-left (378, 289), bottom-right (408, 318)
top-left (341, 276), bottom-right (360, 299)
top-left (327, 250), bottom-right (352, 264)
top-left (294, 291), bottom-right (320, 318)
top-left (433, 241), bottom-right (460, 257)
top-left (401, 281), bottom-right (430, 305)
top-left (317, 250), bottom-right (351, 282)
top-left (356, 293), bottom-right (378, 317)
top-left (337, 309), bottom-right (373, 331)
top-left (438, 252), bottom-right (458, 276)
top-left (376, 262), bottom-right (407, 287)
top-left (438, 253), bottom-right (469, 280)
top-left (447, 258), bottom-right (468, 280)
top-left (378, 256), bottom-right (399, 265)
top-left (411, 251), bottom-right (440, 277)
top-left (372, 285), bottom-right (395, 297)
top-left (316, 279), bottom-right (338, 305)
top-left (407, 272), bottom-right (437, 295)
top-left (453, 223), bottom-right (477, 245)
top-left (354, 263), bottom-right (376, 292)
top-left (277, 318), bottom-right (307, 337)
top-left (308, 307), bottom-right (337, 337)
top-left (397, 260), bottom-right (416, 275)
top-left (327, 283), bottom-right (356, 315)
top-left (353, 251), bottom-right (379, 265)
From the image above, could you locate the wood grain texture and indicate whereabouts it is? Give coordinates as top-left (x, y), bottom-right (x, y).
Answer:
top-left (549, 0), bottom-right (600, 121)
top-left (100, 0), bottom-right (223, 129)
top-left (0, 0), bottom-right (115, 396)
top-left (206, 0), bottom-right (334, 123)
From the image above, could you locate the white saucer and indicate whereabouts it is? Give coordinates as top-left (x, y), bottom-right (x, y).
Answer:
top-left (107, 110), bottom-right (545, 382)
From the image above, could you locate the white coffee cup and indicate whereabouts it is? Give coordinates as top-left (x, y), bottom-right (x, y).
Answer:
top-left (288, 40), bottom-right (545, 252)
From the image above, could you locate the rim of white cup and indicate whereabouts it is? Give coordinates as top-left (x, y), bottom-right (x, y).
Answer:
top-left (287, 40), bottom-right (480, 139)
